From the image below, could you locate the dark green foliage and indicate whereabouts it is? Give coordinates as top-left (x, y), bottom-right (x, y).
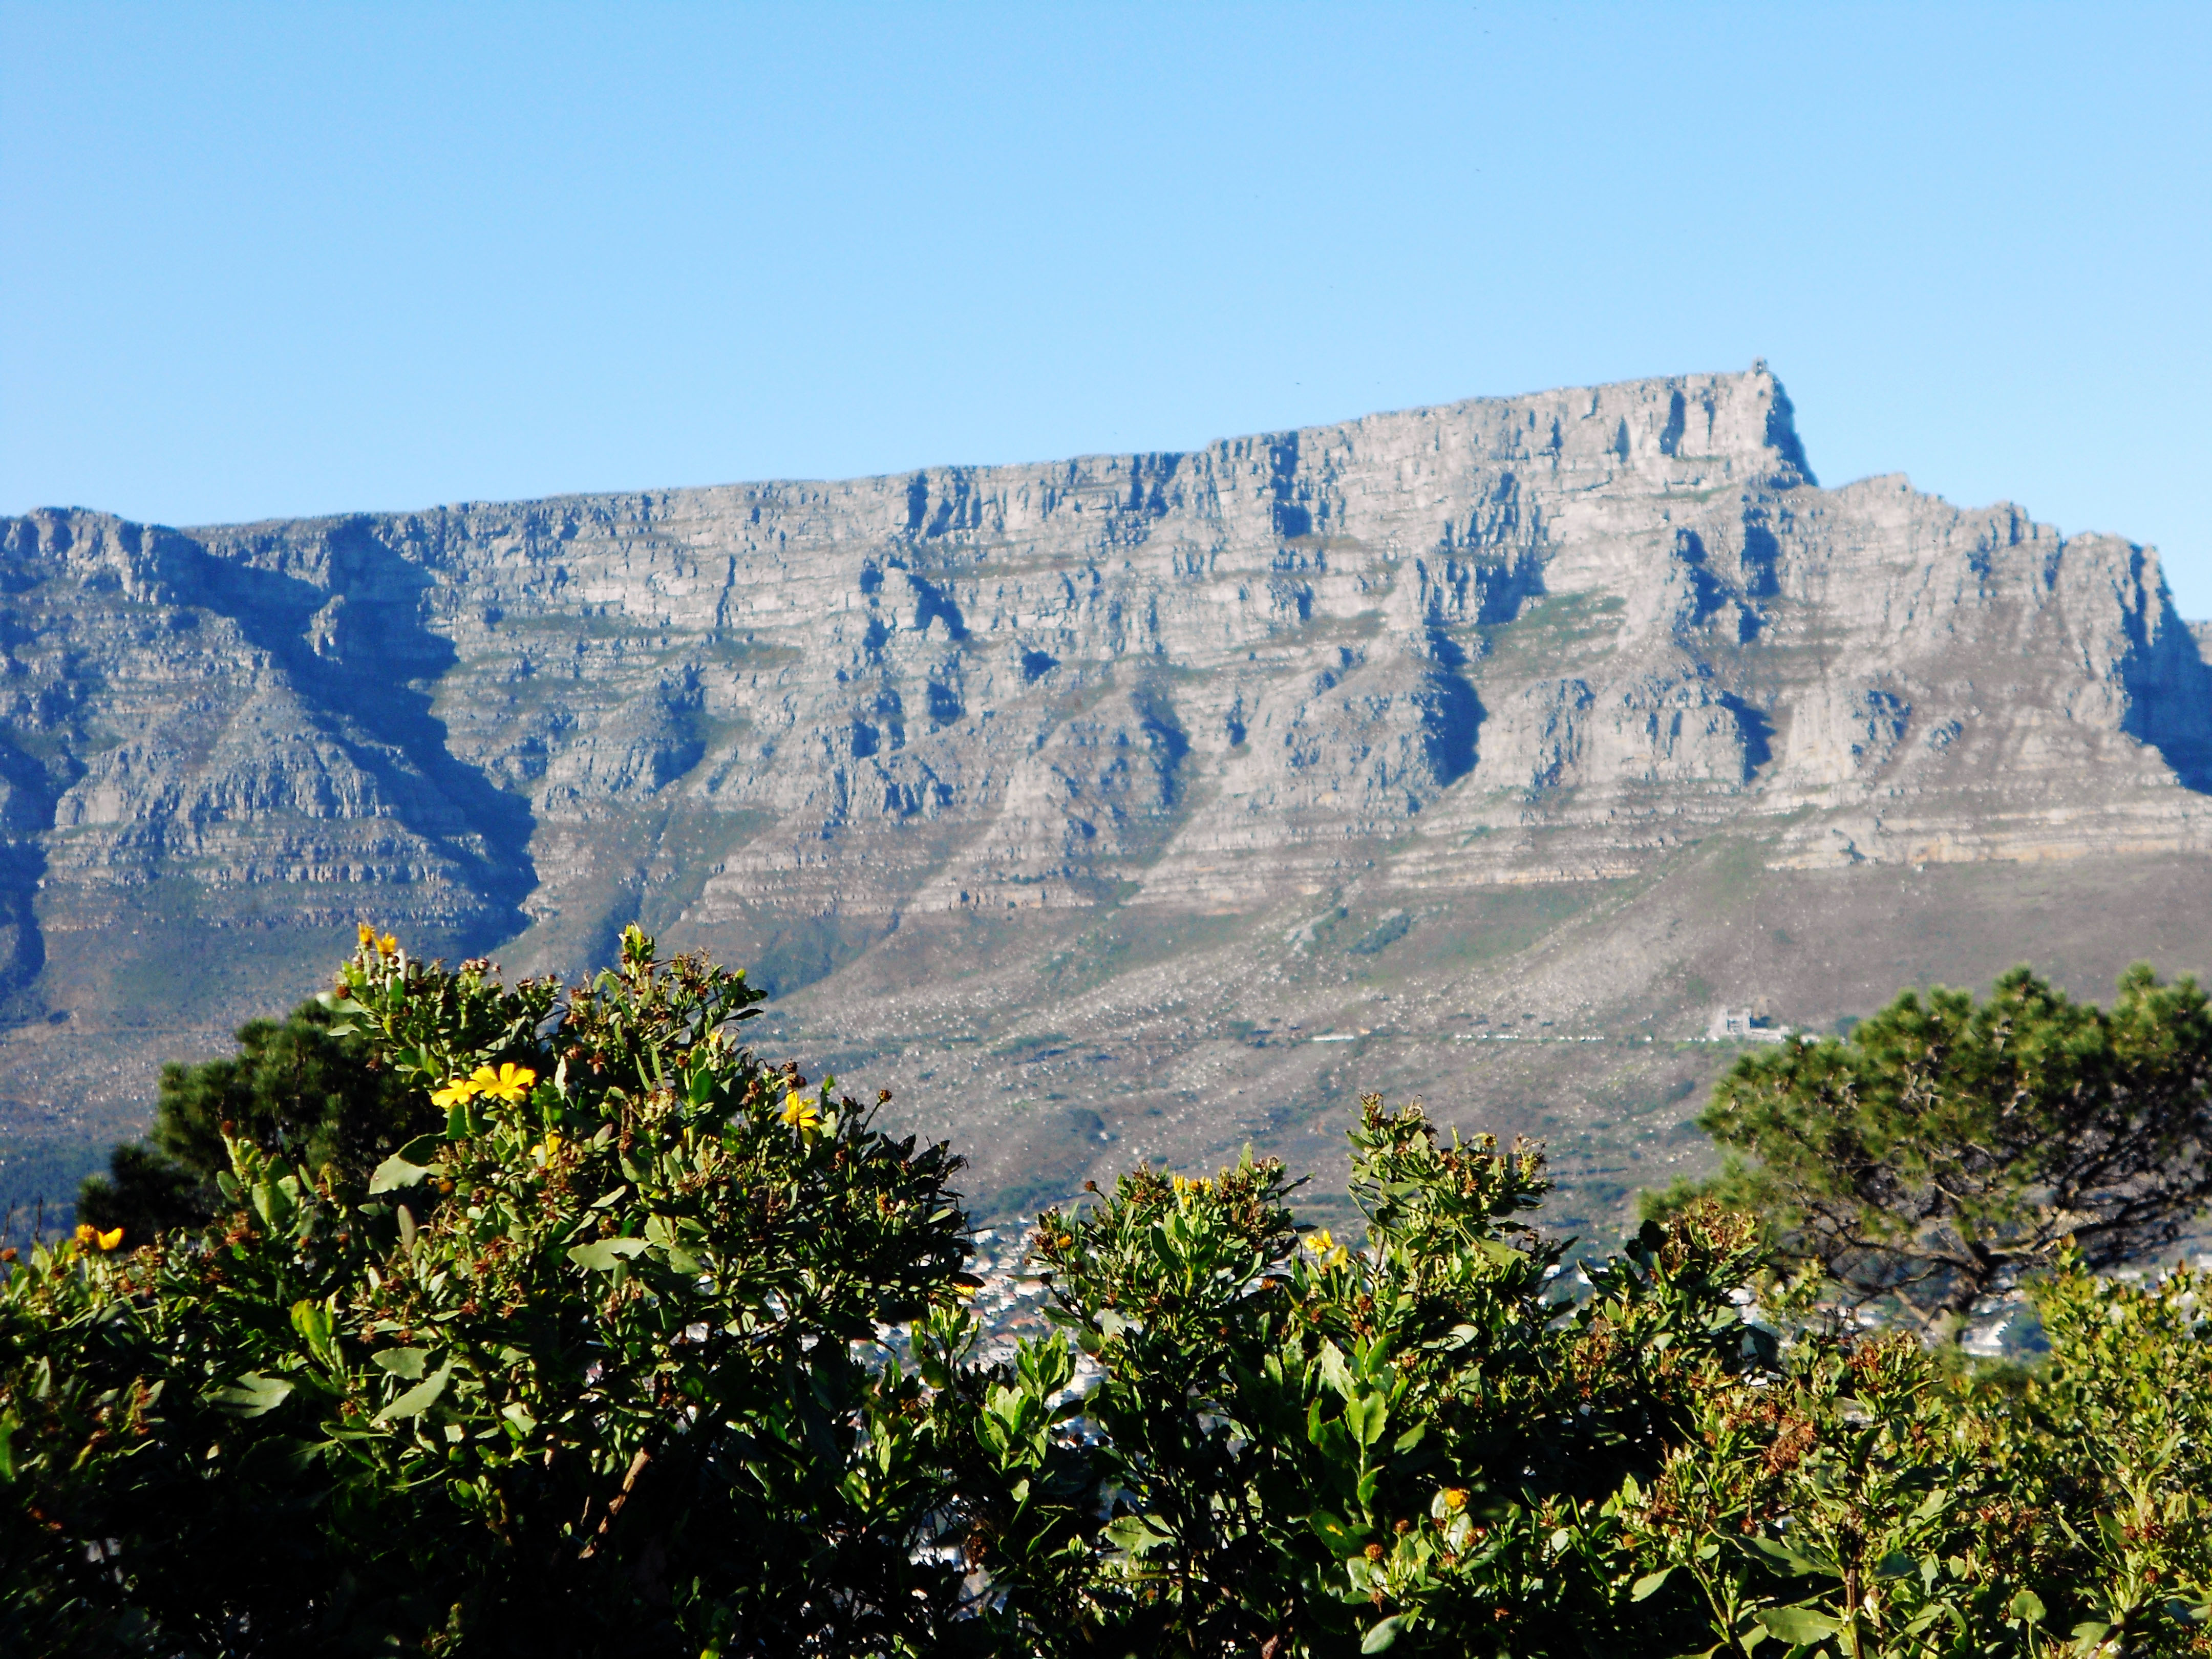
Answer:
top-left (1655, 964), bottom-right (2212, 1329)
top-left (70, 1141), bottom-right (202, 1239)
top-left (958, 1101), bottom-right (1779, 1654)
top-left (76, 996), bottom-right (430, 1243)
top-left (7, 941), bottom-right (2212, 1655)
top-left (7, 927), bottom-right (979, 1657)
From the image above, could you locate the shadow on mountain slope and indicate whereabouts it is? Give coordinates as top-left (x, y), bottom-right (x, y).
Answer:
top-left (194, 518), bottom-right (537, 946)
top-left (2120, 587), bottom-right (2212, 795)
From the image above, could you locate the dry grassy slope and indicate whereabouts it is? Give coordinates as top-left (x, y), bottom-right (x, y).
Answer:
top-left (2, 363), bottom-right (2209, 1233)
top-left (753, 843), bottom-right (2212, 1234)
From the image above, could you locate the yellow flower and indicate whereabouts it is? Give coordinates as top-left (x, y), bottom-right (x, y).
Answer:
top-left (469, 1062), bottom-right (537, 1103)
top-left (781, 1092), bottom-right (820, 1132)
top-left (1304, 1228), bottom-right (1349, 1269)
top-left (379, 933), bottom-right (398, 957)
top-left (74, 1223), bottom-right (95, 1247)
top-left (357, 922), bottom-right (376, 950)
top-left (73, 1223), bottom-right (123, 1252)
top-left (432, 1077), bottom-right (479, 1109)
top-left (1440, 1487), bottom-right (1469, 1514)
top-left (533, 1131), bottom-right (563, 1164)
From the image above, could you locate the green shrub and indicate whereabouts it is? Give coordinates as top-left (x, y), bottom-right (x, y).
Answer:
top-left (3, 927), bottom-right (976, 1656)
top-left (1654, 965), bottom-right (2212, 1333)
top-left (4, 937), bottom-right (2209, 1655)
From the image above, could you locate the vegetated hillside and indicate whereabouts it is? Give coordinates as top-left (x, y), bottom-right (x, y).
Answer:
top-left (3, 363), bottom-right (2210, 1230)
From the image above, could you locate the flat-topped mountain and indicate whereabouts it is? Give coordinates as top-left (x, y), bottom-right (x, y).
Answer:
top-left (6, 365), bottom-right (2210, 1228)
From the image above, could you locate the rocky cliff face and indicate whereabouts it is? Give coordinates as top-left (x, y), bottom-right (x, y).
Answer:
top-left (5, 364), bottom-right (2210, 1224)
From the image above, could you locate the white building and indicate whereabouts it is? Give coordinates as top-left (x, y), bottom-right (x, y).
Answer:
top-left (1708, 1007), bottom-right (1791, 1043)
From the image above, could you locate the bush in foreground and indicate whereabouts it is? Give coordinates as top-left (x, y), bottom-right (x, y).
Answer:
top-left (3, 935), bottom-right (2209, 1655)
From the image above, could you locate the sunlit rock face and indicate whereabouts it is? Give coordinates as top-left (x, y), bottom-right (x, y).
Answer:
top-left (5, 365), bottom-right (2210, 1217)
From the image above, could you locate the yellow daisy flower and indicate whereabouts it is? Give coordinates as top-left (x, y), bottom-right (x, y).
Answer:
top-left (432, 1077), bottom-right (479, 1109)
top-left (781, 1092), bottom-right (821, 1132)
top-left (1304, 1228), bottom-right (1349, 1269)
top-left (469, 1062), bottom-right (537, 1103)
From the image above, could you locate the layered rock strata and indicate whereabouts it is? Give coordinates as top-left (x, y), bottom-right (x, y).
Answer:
top-left (7, 365), bottom-right (2205, 971)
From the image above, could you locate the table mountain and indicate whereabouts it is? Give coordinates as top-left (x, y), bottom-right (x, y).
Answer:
top-left (6, 363), bottom-right (2210, 1230)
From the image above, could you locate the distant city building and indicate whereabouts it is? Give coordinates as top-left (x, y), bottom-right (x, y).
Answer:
top-left (1709, 1007), bottom-right (1791, 1043)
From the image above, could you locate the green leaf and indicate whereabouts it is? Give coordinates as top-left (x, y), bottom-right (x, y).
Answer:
top-left (1902, 1605), bottom-right (1945, 1637)
top-left (1744, 1535), bottom-right (1823, 1575)
top-left (1760, 1605), bottom-right (1842, 1644)
top-left (369, 1152), bottom-right (439, 1195)
top-left (1909, 1488), bottom-right (1951, 1524)
top-left (288, 1299), bottom-right (334, 1345)
top-left (316, 991), bottom-right (367, 1032)
top-left (252, 1176), bottom-right (297, 1232)
top-left (1347, 1390), bottom-right (1389, 1448)
top-left (208, 1373), bottom-right (295, 1418)
top-left (1318, 1339), bottom-right (1356, 1400)
top-left (1632, 1566), bottom-right (1675, 1601)
top-left (0, 1412), bottom-right (15, 1482)
top-left (2007, 1589), bottom-right (2046, 1623)
top-left (1361, 1615), bottom-right (1410, 1653)
top-left (1310, 1511), bottom-right (1364, 1555)
top-left (567, 1237), bottom-right (651, 1271)
top-left (1103, 1514), bottom-right (1173, 1556)
top-left (379, 1362), bottom-right (453, 1421)
top-left (373, 1346), bottom-right (429, 1380)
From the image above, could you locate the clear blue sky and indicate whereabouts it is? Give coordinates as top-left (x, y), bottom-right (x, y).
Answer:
top-left (6, 4), bottom-right (2210, 611)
